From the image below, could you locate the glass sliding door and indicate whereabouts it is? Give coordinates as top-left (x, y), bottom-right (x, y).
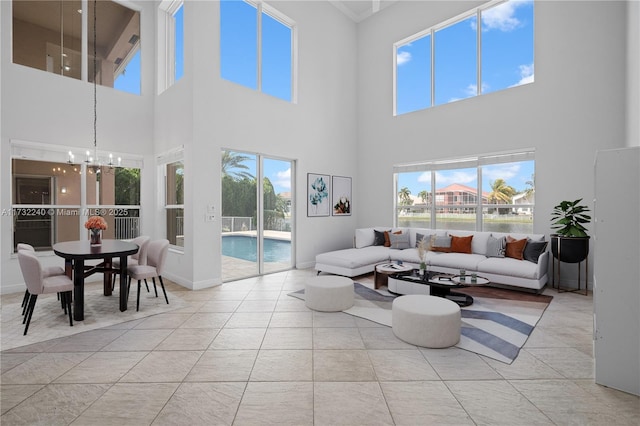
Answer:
top-left (262, 157), bottom-right (292, 274)
top-left (221, 150), bottom-right (293, 281)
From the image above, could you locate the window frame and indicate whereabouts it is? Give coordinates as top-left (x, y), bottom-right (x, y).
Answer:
top-left (393, 150), bottom-right (535, 232)
top-left (10, 140), bottom-right (143, 252)
top-left (393, 0), bottom-right (533, 115)
top-left (220, 0), bottom-right (298, 103)
top-left (158, 148), bottom-right (185, 251)
top-left (158, 0), bottom-right (184, 93)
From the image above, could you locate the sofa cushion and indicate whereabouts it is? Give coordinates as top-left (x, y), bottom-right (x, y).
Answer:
top-left (477, 257), bottom-right (541, 279)
top-left (355, 228), bottom-right (375, 248)
top-left (450, 235), bottom-right (473, 254)
top-left (389, 232), bottom-right (411, 249)
top-left (316, 246), bottom-right (389, 269)
top-left (390, 248), bottom-right (421, 264)
top-left (430, 253), bottom-right (486, 270)
top-left (523, 240), bottom-right (548, 263)
top-left (506, 236), bottom-right (528, 260)
top-left (486, 235), bottom-right (506, 258)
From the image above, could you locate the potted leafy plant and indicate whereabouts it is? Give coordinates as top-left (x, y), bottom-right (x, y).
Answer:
top-left (550, 198), bottom-right (591, 263)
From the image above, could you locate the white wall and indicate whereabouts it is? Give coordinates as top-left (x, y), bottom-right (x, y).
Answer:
top-left (628, 0), bottom-right (640, 147)
top-left (154, 1), bottom-right (359, 288)
top-left (0, 0), bottom-right (157, 293)
top-left (2, 0), bottom-right (636, 293)
top-left (356, 0), bottom-right (629, 289)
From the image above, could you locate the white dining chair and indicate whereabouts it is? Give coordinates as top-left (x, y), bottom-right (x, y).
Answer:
top-left (18, 250), bottom-right (74, 335)
top-left (127, 239), bottom-right (170, 311)
top-left (17, 243), bottom-right (66, 315)
top-left (112, 235), bottom-right (150, 291)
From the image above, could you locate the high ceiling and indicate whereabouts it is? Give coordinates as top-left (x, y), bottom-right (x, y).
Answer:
top-left (328, 0), bottom-right (398, 22)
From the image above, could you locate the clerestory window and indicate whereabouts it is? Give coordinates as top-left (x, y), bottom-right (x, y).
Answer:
top-left (220, 0), bottom-right (296, 102)
top-left (158, 0), bottom-right (184, 93)
top-left (394, 0), bottom-right (534, 115)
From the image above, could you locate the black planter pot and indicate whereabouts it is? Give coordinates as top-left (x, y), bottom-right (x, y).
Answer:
top-left (551, 235), bottom-right (590, 263)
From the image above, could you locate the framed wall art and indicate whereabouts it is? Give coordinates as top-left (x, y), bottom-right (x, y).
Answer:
top-left (332, 176), bottom-right (352, 216)
top-left (307, 173), bottom-right (330, 217)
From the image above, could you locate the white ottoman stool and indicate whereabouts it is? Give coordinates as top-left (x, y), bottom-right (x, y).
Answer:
top-left (305, 276), bottom-right (354, 312)
top-left (392, 295), bottom-right (461, 348)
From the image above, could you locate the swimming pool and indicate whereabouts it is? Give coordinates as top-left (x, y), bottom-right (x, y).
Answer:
top-left (222, 235), bottom-right (291, 263)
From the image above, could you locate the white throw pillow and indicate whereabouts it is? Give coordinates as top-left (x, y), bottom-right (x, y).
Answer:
top-left (389, 232), bottom-right (410, 250)
top-left (355, 228), bottom-right (375, 248)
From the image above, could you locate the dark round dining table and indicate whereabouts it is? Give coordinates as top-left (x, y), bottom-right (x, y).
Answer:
top-left (53, 239), bottom-right (138, 321)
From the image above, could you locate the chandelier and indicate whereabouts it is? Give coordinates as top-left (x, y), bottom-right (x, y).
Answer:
top-left (67, 0), bottom-right (120, 176)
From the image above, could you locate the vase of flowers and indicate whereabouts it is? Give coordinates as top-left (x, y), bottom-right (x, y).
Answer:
top-left (85, 216), bottom-right (107, 245)
top-left (417, 236), bottom-right (428, 277)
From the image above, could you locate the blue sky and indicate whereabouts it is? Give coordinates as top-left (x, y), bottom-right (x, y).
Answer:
top-left (263, 159), bottom-right (292, 194)
top-left (114, 50), bottom-right (141, 95)
top-left (396, 0), bottom-right (533, 114)
top-left (227, 153), bottom-right (292, 195)
top-left (221, 0), bottom-right (292, 101)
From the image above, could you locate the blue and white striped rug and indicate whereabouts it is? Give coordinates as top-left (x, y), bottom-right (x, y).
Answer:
top-left (290, 283), bottom-right (552, 364)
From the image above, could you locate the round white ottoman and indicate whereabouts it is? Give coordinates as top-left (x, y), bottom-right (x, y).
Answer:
top-left (392, 295), bottom-right (461, 348)
top-left (305, 276), bottom-right (354, 312)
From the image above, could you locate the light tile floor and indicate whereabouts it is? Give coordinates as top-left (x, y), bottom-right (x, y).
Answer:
top-left (1, 268), bottom-right (639, 425)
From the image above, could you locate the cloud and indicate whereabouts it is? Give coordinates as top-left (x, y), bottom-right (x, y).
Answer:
top-left (511, 63), bottom-right (534, 87)
top-left (483, 163), bottom-right (521, 182)
top-left (417, 172), bottom-right (431, 184)
top-left (465, 82), bottom-right (489, 97)
top-left (397, 51), bottom-right (412, 66)
top-left (272, 168), bottom-right (291, 190)
top-left (479, 0), bottom-right (530, 32)
top-left (435, 170), bottom-right (477, 186)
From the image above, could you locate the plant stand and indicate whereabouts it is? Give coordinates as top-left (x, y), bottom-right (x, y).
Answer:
top-left (551, 246), bottom-right (589, 296)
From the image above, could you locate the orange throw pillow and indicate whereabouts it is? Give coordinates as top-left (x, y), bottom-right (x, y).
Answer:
top-left (505, 236), bottom-right (527, 260)
top-left (451, 235), bottom-right (473, 254)
top-left (384, 230), bottom-right (402, 247)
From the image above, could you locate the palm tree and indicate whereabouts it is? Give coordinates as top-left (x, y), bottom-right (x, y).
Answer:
top-left (417, 190), bottom-right (429, 204)
top-left (488, 179), bottom-right (516, 214)
top-left (524, 174), bottom-right (535, 200)
top-left (488, 179), bottom-right (516, 204)
top-left (221, 151), bottom-right (254, 180)
top-left (398, 187), bottom-right (413, 206)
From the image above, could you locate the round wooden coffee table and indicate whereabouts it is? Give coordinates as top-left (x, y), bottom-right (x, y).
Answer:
top-left (374, 262), bottom-right (413, 289)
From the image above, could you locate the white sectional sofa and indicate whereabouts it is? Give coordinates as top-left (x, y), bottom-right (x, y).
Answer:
top-left (315, 227), bottom-right (549, 292)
